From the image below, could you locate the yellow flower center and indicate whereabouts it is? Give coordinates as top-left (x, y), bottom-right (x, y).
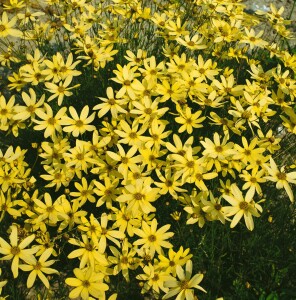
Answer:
top-left (11, 246), bottom-right (20, 255)
top-left (121, 256), bottom-right (128, 264)
top-left (121, 157), bottom-right (128, 164)
top-left (152, 274), bottom-right (159, 281)
top-left (124, 80), bottom-right (131, 86)
top-left (76, 153), bottom-right (84, 160)
top-left (0, 109), bottom-right (8, 115)
top-left (214, 203), bottom-right (222, 211)
top-left (180, 280), bottom-right (189, 290)
top-left (276, 172), bottom-right (286, 180)
top-left (186, 161), bottom-right (195, 168)
top-left (129, 132), bottom-right (137, 139)
top-left (134, 193), bottom-right (144, 200)
top-left (82, 280), bottom-right (90, 287)
top-left (215, 145), bottom-right (223, 153)
top-left (47, 117), bottom-right (56, 125)
top-left (34, 262), bottom-right (42, 270)
top-left (165, 179), bottom-right (173, 187)
top-left (239, 201), bottom-right (249, 210)
top-left (148, 234), bottom-right (156, 242)
top-left (58, 86), bottom-right (65, 93)
top-left (75, 120), bottom-right (84, 128)
top-left (0, 25), bottom-right (6, 32)
top-left (108, 98), bottom-right (116, 105)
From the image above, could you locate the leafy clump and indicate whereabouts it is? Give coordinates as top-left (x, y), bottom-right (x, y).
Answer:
top-left (0, 0), bottom-right (296, 299)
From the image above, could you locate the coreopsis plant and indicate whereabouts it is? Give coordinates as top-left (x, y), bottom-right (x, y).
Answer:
top-left (0, 0), bottom-right (295, 298)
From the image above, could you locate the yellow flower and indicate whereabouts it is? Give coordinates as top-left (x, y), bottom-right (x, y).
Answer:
top-left (93, 87), bottom-right (127, 119)
top-left (133, 218), bottom-right (174, 257)
top-left (202, 192), bottom-right (227, 224)
top-left (33, 193), bottom-right (60, 226)
top-left (223, 184), bottom-right (261, 231)
top-left (155, 168), bottom-right (187, 199)
top-left (234, 137), bottom-right (264, 167)
top-left (240, 28), bottom-right (268, 50)
top-left (68, 234), bottom-right (109, 270)
top-left (163, 260), bottom-right (206, 299)
top-left (107, 144), bottom-right (142, 181)
top-left (70, 177), bottom-right (96, 206)
top-left (139, 56), bottom-right (164, 82)
top-left (0, 225), bottom-right (38, 278)
top-left (264, 157), bottom-right (296, 202)
top-left (175, 106), bottom-right (205, 134)
top-left (0, 189), bottom-right (22, 221)
top-left (136, 263), bottom-right (171, 294)
top-left (65, 267), bottom-right (109, 300)
top-left (33, 103), bottom-right (67, 138)
top-left (55, 197), bottom-right (87, 232)
top-left (78, 213), bottom-right (125, 253)
top-left (19, 248), bottom-right (58, 289)
top-left (63, 139), bottom-right (98, 178)
top-left (0, 12), bottom-right (22, 38)
top-left (158, 246), bottom-right (193, 277)
top-left (176, 34), bottom-right (207, 51)
top-left (184, 190), bottom-right (208, 228)
top-left (114, 119), bottom-right (147, 147)
top-left (94, 176), bottom-right (120, 208)
top-left (109, 238), bottom-right (140, 282)
top-left (20, 61), bottom-right (46, 86)
top-left (239, 168), bottom-right (266, 196)
top-left (200, 132), bottom-right (236, 172)
top-left (60, 105), bottom-right (96, 137)
top-left (117, 178), bottom-right (160, 215)
top-left (13, 89), bottom-right (45, 122)
top-left (192, 55), bottom-right (219, 82)
top-left (110, 204), bottom-right (141, 237)
top-left (45, 77), bottom-right (80, 106)
top-left (141, 119), bottom-right (171, 151)
top-left (112, 64), bottom-right (140, 99)
top-left (0, 95), bottom-right (15, 130)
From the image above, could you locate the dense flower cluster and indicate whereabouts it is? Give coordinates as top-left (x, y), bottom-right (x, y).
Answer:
top-left (0, 0), bottom-right (295, 299)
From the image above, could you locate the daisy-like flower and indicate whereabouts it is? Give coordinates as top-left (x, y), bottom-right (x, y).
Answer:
top-left (223, 183), bottom-right (262, 231)
top-left (117, 178), bottom-right (160, 215)
top-left (67, 234), bottom-right (109, 270)
top-left (175, 106), bottom-right (205, 134)
top-left (0, 225), bottom-right (38, 278)
top-left (136, 263), bottom-right (171, 295)
top-left (112, 64), bottom-right (139, 100)
top-left (133, 218), bottom-right (174, 257)
top-left (65, 267), bottom-right (109, 300)
top-left (264, 157), bottom-right (296, 202)
top-left (78, 213), bottom-right (125, 253)
top-left (163, 260), bottom-right (206, 300)
top-left (176, 34), bottom-right (207, 51)
top-left (60, 105), bottom-right (96, 137)
top-left (45, 77), bottom-right (80, 106)
top-left (93, 87), bottom-right (127, 119)
top-left (240, 28), bottom-right (268, 50)
top-left (0, 12), bottom-right (22, 38)
top-left (158, 246), bottom-right (193, 277)
top-left (0, 95), bottom-right (15, 129)
top-left (33, 103), bottom-right (67, 138)
top-left (19, 248), bottom-right (58, 289)
top-left (13, 89), bottom-right (45, 122)
top-left (200, 132), bottom-right (236, 172)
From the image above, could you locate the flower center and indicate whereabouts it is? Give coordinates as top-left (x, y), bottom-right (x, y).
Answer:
top-left (239, 201), bottom-right (249, 210)
top-left (276, 172), bottom-right (286, 180)
top-left (148, 235), bottom-right (156, 242)
top-left (11, 246), bottom-right (20, 255)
